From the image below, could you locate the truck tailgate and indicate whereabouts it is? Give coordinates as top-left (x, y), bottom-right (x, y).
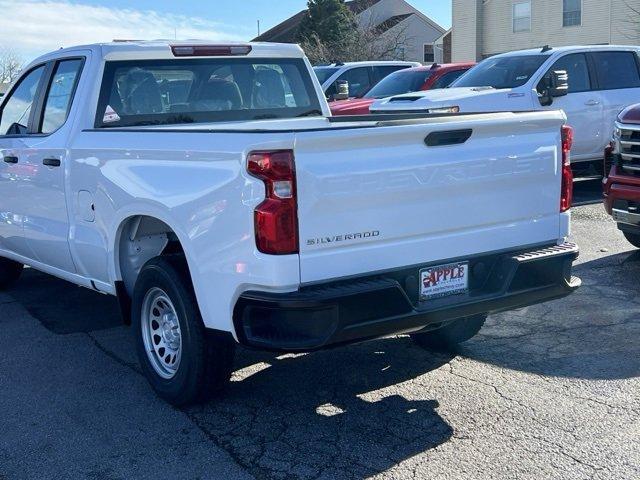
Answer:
top-left (294, 111), bottom-right (567, 284)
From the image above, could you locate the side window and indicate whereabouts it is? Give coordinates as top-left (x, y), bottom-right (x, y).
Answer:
top-left (336, 67), bottom-right (371, 97)
top-left (432, 70), bottom-right (467, 89)
top-left (591, 52), bottom-right (640, 90)
top-left (512, 1), bottom-right (531, 33)
top-left (40, 59), bottom-right (84, 134)
top-left (0, 65), bottom-right (46, 136)
top-left (537, 53), bottom-right (591, 95)
top-left (373, 65), bottom-right (408, 83)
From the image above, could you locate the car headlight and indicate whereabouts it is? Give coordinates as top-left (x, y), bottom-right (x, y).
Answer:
top-left (428, 106), bottom-right (460, 114)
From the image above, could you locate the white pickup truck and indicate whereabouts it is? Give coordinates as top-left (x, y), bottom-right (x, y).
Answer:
top-left (0, 41), bottom-right (580, 405)
top-left (372, 45), bottom-right (640, 166)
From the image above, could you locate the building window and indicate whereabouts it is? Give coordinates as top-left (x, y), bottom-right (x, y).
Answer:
top-left (424, 44), bottom-right (434, 63)
top-left (513, 1), bottom-right (531, 33)
top-left (563, 0), bottom-right (582, 27)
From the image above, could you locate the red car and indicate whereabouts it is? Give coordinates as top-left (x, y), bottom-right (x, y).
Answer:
top-left (329, 63), bottom-right (475, 116)
top-left (603, 103), bottom-right (640, 248)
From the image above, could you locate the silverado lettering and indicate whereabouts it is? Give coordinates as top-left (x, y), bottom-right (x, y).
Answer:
top-left (306, 230), bottom-right (380, 246)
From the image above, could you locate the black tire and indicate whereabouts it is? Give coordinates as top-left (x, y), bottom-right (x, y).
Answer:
top-left (411, 314), bottom-right (487, 351)
top-left (0, 258), bottom-right (23, 289)
top-left (623, 231), bottom-right (640, 249)
top-left (132, 255), bottom-right (235, 406)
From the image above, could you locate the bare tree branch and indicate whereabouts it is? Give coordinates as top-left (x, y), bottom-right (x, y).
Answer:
top-left (300, 12), bottom-right (414, 63)
top-left (0, 47), bottom-right (24, 84)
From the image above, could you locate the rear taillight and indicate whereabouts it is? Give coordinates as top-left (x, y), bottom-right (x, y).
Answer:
top-left (560, 125), bottom-right (573, 212)
top-left (247, 150), bottom-right (298, 255)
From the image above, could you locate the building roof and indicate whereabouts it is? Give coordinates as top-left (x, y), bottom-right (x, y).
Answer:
top-left (373, 13), bottom-right (413, 34)
top-left (348, 0), bottom-right (383, 14)
top-left (253, 0), bottom-right (384, 42)
top-left (253, 10), bottom-right (308, 43)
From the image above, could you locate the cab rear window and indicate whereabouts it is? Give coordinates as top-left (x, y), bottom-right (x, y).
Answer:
top-left (95, 57), bottom-right (322, 128)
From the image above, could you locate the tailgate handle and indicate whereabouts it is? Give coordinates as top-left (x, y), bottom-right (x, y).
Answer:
top-left (425, 129), bottom-right (472, 147)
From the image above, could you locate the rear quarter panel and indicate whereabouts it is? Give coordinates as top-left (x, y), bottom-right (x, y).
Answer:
top-left (68, 130), bottom-right (301, 333)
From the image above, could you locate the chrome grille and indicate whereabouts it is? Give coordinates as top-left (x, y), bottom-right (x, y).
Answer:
top-left (618, 123), bottom-right (640, 173)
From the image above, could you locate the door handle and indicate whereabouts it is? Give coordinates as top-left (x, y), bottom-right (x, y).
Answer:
top-left (585, 100), bottom-right (600, 106)
top-left (3, 156), bottom-right (18, 164)
top-left (43, 158), bottom-right (61, 167)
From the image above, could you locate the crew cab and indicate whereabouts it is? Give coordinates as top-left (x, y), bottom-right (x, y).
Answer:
top-left (372, 45), bottom-right (640, 165)
top-left (603, 103), bottom-right (640, 248)
top-left (330, 62), bottom-right (474, 116)
top-left (313, 60), bottom-right (420, 100)
top-left (0, 41), bottom-right (580, 405)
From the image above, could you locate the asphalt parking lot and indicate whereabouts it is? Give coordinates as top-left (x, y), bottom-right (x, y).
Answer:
top-left (0, 179), bottom-right (638, 480)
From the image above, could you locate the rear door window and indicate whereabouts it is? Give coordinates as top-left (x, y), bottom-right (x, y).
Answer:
top-left (96, 57), bottom-right (322, 128)
top-left (591, 51), bottom-right (640, 90)
top-left (40, 59), bottom-right (84, 134)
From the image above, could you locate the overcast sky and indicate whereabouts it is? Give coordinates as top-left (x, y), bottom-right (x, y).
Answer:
top-left (0, 0), bottom-right (452, 62)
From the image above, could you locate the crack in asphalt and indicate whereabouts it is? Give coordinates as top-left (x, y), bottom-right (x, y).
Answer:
top-left (84, 332), bottom-right (142, 375)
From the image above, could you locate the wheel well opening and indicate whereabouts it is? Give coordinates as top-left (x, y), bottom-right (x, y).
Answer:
top-left (117, 216), bottom-right (184, 297)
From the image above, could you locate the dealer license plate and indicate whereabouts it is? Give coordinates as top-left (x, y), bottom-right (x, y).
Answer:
top-left (419, 262), bottom-right (469, 301)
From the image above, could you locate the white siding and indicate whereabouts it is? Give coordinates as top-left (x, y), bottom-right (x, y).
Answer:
top-left (452, 0), bottom-right (640, 60)
top-left (382, 15), bottom-right (444, 63)
top-left (452, 0), bottom-right (482, 61)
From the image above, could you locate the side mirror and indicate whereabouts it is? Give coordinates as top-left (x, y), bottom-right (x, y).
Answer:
top-left (550, 70), bottom-right (569, 97)
top-left (331, 80), bottom-right (349, 101)
top-left (539, 70), bottom-right (568, 106)
top-left (6, 122), bottom-right (27, 136)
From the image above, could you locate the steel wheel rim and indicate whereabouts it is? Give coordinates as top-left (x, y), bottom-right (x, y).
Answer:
top-left (141, 287), bottom-right (182, 380)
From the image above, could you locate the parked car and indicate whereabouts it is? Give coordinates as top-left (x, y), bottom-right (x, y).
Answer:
top-left (603, 103), bottom-right (640, 247)
top-left (313, 61), bottom-right (420, 101)
top-left (330, 62), bottom-right (475, 116)
top-left (372, 45), bottom-right (640, 165)
top-left (0, 41), bottom-right (580, 405)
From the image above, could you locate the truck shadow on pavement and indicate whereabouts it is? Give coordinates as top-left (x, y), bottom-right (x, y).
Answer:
top-left (7, 268), bottom-right (122, 334)
top-left (190, 340), bottom-right (455, 479)
top-left (460, 250), bottom-right (640, 381)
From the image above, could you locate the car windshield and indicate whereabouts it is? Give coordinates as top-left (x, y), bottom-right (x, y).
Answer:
top-left (313, 66), bottom-right (340, 84)
top-left (451, 55), bottom-right (548, 89)
top-left (365, 70), bottom-right (433, 99)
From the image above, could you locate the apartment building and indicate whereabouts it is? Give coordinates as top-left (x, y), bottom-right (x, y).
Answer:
top-left (452, 0), bottom-right (640, 61)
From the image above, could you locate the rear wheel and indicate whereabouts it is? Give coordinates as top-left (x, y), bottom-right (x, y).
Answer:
top-left (132, 255), bottom-right (235, 406)
top-left (0, 258), bottom-right (23, 289)
top-left (411, 314), bottom-right (487, 351)
top-left (623, 231), bottom-right (640, 249)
